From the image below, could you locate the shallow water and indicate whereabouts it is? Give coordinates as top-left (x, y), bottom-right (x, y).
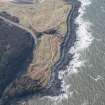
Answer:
top-left (65, 0), bottom-right (105, 104)
top-left (67, 0), bottom-right (105, 104)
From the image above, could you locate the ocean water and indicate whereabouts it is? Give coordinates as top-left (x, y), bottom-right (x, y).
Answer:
top-left (17, 0), bottom-right (105, 105)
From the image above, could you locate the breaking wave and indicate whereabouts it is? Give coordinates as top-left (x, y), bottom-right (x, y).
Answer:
top-left (28, 0), bottom-right (94, 105)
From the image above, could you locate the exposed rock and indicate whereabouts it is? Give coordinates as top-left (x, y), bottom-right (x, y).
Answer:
top-left (0, 18), bottom-right (34, 97)
top-left (0, 0), bottom-right (72, 103)
top-left (0, 11), bottom-right (19, 23)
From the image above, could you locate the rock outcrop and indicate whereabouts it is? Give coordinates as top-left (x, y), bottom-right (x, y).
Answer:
top-left (0, 18), bottom-right (34, 97)
top-left (0, 0), bottom-right (72, 104)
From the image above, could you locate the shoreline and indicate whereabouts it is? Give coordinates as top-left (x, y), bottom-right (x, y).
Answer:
top-left (39, 0), bottom-right (81, 96)
top-left (0, 0), bottom-right (81, 104)
top-left (11, 1), bottom-right (81, 101)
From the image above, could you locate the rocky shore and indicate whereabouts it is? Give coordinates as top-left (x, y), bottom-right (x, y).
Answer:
top-left (0, 0), bottom-right (81, 104)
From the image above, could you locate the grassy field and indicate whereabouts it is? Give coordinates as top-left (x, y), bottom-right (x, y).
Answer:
top-left (0, 0), bottom-right (72, 100)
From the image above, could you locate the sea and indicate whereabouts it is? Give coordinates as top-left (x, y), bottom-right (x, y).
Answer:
top-left (17, 0), bottom-right (105, 105)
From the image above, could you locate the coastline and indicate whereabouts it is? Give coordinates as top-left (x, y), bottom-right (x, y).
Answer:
top-left (11, 2), bottom-right (81, 102)
top-left (0, 0), bottom-right (81, 104)
top-left (38, 0), bottom-right (81, 96)
top-left (17, 0), bottom-right (81, 99)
